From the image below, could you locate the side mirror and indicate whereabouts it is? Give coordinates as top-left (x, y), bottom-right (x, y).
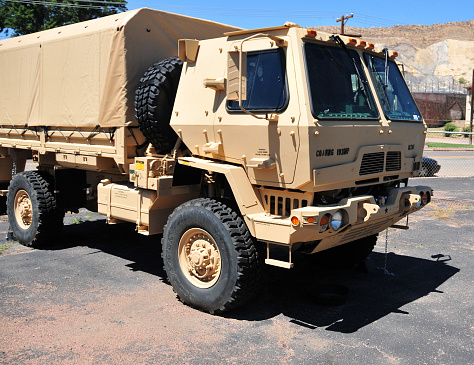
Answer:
top-left (226, 51), bottom-right (247, 101)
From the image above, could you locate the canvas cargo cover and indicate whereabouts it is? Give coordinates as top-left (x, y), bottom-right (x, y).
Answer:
top-left (0, 8), bottom-right (240, 128)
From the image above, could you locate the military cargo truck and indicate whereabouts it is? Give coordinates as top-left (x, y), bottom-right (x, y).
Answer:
top-left (0, 8), bottom-right (432, 313)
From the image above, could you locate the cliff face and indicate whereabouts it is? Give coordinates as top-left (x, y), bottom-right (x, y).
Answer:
top-left (315, 20), bottom-right (474, 85)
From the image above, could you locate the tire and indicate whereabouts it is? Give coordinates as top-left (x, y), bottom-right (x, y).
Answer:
top-left (7, 171), bottom-right (64, 247)
top-left (0, 182), bottom-right (8, 215)
top-left (162, 198), bottom-right (264, 313)
top-left (309, 234), bottom-right (378, 268)
top-left (135, 57), bottom-right (183, 153)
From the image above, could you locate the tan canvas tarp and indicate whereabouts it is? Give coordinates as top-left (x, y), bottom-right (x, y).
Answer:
top-left (0, 8), bottom-right (240, 128)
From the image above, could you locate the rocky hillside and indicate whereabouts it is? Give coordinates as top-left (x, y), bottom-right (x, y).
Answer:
top-left (315, 20), bottom-right (474, 88)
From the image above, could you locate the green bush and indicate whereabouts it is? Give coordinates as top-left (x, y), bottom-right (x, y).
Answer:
top-left (444, 122), bottom-right (457, 137)
top-left (463, 125), bottom-right (472, 138)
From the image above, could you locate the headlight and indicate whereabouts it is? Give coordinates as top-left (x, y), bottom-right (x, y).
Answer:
top-left (415, 198), bottom-right (422, 209)
top-left (330, 210), bottom-right (343, 231)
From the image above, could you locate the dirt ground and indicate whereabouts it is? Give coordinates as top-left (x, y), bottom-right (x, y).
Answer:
top-left (0, 177), bottom-right (473, 364)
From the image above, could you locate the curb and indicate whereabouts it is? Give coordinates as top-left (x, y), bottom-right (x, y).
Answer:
top-left (424, 148), bottom-right (474, 151)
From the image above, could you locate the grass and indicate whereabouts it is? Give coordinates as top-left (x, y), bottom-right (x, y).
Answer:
top-left (427, 142), bottom-right (474, 148)
top-left (0, 241), bottom-right (18, 255)
top-left (0, 243), bottom-right (9, 255)
top-left (432, 208), bottom-right (454, 221)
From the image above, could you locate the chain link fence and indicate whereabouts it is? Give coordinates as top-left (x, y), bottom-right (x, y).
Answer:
top-left (414, 129), bottom-right (474, 210)
top-left (407, 80), bottom-right (468, 94)
top-left (423, 130), bottom-right (474, 173)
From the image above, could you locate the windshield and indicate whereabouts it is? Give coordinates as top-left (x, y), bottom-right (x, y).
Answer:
top-left (304, 42), bottom-right (378, 120)
top-left (364, 53), bottom-right (422, 122)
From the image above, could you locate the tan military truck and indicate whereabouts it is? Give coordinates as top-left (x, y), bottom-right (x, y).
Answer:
top-left (0, 8), bottom-right (432, 313)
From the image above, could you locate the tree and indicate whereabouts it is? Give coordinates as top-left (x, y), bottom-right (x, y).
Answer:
top-left (0, 0), bottom-right (128, 37)
top-left (458, 77), bottom-right (468, 85)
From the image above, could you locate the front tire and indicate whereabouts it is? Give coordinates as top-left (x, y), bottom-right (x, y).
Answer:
top-left (162, 198), bottom-right (263, 313)
top-left (7, 171), bottom-right (64, 247)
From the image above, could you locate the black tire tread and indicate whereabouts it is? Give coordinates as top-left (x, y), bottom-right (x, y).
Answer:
top-left (162, 198), bottom-right (264, 314)
top-left (7, 171), bottom-right (63, 247)
top-left (135, 57), bottom-right (183, 153)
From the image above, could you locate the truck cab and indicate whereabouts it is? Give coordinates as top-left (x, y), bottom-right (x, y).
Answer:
top-left (171, 25), bottom-right (431, 265)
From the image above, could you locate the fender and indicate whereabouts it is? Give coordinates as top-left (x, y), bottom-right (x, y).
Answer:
top-left (177, 156), bottom-right (265, 236)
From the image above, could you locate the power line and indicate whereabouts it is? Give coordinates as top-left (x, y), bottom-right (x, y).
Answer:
top-left (123, 3), bottom-right (408, 26)
top-left (3, 0), bottom-right (125, 10)
top-left (3, 1), bottom-right (409, 28)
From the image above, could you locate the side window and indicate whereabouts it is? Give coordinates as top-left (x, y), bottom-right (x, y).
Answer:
top-left (227, 49), bottom-right (287, 111)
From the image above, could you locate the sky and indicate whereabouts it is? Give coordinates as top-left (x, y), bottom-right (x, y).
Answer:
top-left (1, 0), bottom-right (473, 40)
top-left (123, 0), bottom-right (473, 29)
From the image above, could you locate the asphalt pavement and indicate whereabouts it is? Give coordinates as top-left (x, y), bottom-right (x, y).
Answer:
top-left (0, 177), bottom-right (473, 364)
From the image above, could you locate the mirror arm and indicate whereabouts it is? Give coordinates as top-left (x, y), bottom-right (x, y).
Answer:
top-left (237, 33), bottom-right (287, 121)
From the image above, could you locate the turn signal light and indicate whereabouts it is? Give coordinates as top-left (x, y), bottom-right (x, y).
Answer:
top-left (319, 215), bottom-right (329, 226)
top-left (360, 40), bottom-right (367, 47)
top-left (421, 191), bottom-right (430, 205)
top-left (307, 30), bottom-right (317, 36)
top-left (319, 214), bottom-right (330, 232)
top-left (349, 38), bottom-right (358, 45)
top-left (291, 216), bottom-right (300, 226)
top-left (368, 43), bottom-right (375, 49)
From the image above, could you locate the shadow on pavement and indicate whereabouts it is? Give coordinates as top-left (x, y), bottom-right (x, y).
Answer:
top-left (37, 217), bottom-right (460, 334)
top-left (227, 252), bottom-right (459, 333)
top-left (47, 218), bottom-right (167, 279)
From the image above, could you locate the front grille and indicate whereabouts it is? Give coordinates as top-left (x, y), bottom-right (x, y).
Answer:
top-left (359, 151), bottom-right (402, 176)
top-left (359, 152), bottom-right (384, 175)
top-left (386, 151), bottom-right (401, 171)
top-left (262, 193), bottom-right (309, 216)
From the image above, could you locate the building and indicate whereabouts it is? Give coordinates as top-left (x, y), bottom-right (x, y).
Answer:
top-left (413, 92), bottom-right (467, 127)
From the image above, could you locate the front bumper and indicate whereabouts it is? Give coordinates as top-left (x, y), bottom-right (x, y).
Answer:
top-left (249, 185), bottom-right (432, 253)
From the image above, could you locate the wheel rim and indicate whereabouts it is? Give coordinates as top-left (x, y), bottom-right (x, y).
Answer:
top-left (14, 189), bottom-right (33, 230)
top-left (178, 228), bottom-right (221, 289)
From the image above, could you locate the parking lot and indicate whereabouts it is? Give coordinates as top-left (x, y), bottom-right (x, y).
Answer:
top-left (0, 175), bottom-right (472, 364)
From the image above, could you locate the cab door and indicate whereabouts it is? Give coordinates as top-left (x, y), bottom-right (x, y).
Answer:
top-left (219, 42), bottom-right (301, 187)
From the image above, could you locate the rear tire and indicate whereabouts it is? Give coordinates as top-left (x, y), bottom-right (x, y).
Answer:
top-left (7, 171), bottom-right (64, 247)
top-left (135, 57), bottom-right (183, 153)
top-left (162, 198), bottom-right (264, 313)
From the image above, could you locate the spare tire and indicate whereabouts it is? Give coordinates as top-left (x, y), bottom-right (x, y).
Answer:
top-left (135, 57), bottom-right (183, 153)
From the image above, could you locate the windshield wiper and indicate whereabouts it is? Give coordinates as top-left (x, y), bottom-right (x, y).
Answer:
top-left (330, 35), bottom-right (372, 110)
top-left (369, 55), bottom-right (392, 112)
top-left (383, 48), bottom-right (390, 87)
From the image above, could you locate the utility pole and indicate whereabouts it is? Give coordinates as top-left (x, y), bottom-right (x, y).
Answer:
top-left (337, 13), bottom-right (361, 37)
top-left (470, 69), bottom-right (473, 145)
